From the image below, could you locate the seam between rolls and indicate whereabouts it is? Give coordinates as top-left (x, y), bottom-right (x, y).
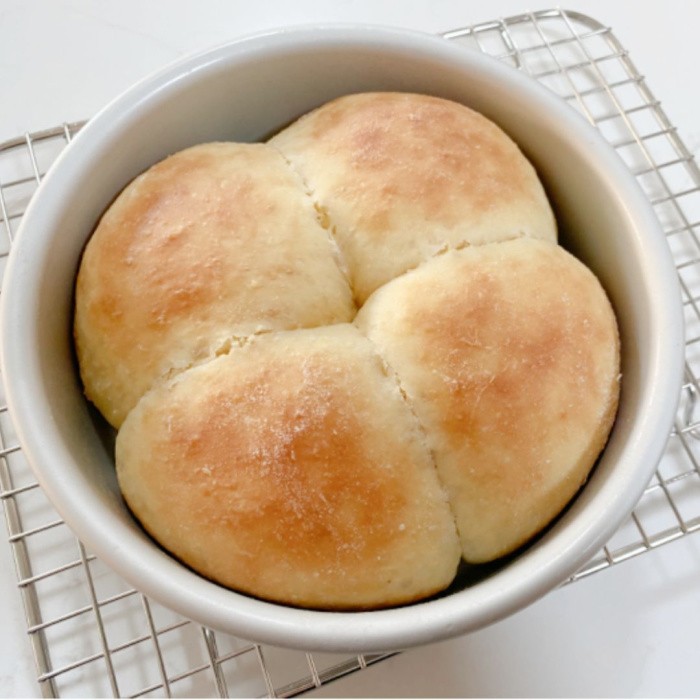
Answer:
top-left (357, 232), bottom-right (538, 306)
top-left (268, 143), bottom-right (359, 310)
top-left (119, 327), bottom-right (278, 429)
top-left (359, 329), bottom-right (462, 538)
top-left (399, 231), bottom-right (531, 279)
top-left (122, 328), bottom-right (277, 421)
top-left (160, 328), bottom-right (276, 379)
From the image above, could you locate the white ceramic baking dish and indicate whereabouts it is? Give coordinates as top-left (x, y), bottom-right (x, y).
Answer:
top-left (0, 24), bottom-right (684, 653)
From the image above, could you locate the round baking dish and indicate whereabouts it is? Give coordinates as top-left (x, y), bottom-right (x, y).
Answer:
top-left (0, 25), bottom-right (684, 652)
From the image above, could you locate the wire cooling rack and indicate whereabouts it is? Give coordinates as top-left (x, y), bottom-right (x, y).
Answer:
top-left (1, 8), bottom-right (700, 698)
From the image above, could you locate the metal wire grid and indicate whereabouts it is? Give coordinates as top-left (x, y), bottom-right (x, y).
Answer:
top-left (1, 7), bottom-right (699, 698)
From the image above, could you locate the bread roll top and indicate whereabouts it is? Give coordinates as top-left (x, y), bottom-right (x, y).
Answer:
top-left (356, 238), bottom-right (620, 562)
top-left (269, 92), bottom-right (557, 303)
top-left (116, 324), bottom-right (461, 610)
top-left (74, 142), bottom-right (355, 427)
top-left (75, 93), bottom-right (622, 610)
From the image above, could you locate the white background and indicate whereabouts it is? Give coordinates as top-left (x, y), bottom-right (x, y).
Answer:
top-left (1, 1), bottom-right (699, 697)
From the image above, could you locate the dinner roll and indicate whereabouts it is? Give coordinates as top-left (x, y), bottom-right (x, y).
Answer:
top-left (75, 92), bottom-right (622, 609)
top-left (269, 92), bottom-right (557, 303)
top-left (116, 324), bottom-right (461, 610)
top-left (74, 142), bottom-right (355, 427)
top-left (355, 238), bottom-right (620, 562)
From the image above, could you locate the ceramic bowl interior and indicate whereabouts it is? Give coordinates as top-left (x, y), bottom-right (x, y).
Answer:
top-left (0, 25), bottom-right (684, 653)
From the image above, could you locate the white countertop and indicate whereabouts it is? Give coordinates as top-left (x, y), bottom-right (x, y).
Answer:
top-left (1, 1), bottom-right (699, 697)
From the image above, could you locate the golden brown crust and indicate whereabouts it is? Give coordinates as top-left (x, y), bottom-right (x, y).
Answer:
top-left (75, 93), bottom-right (621, 609)
top-left (355, 238), bottom-right (620, 562)
top-left (269, 92), bottom-right (557, 302)
top-left (116, 325), bottom-right (461, 610)
top-left (74, 142), bottom-right (355, 427)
